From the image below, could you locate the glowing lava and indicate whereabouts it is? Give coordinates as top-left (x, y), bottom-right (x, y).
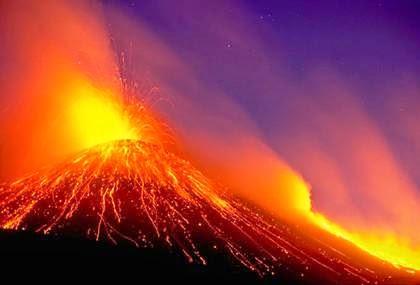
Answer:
top-left (309, 212), bottom-right (420, 272)
top-left (67, 81), bottom-right (139, 149)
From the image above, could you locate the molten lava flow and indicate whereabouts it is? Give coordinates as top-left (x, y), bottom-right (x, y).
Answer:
top-left (309, 212), bottom-right (420, 272)
top-left (290, 181), bottom-right (420, 271)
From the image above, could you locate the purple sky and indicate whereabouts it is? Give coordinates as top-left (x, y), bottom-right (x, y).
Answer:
top-left (110, 0), bottom-right (420, 137)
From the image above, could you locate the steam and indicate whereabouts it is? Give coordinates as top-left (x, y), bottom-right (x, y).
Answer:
top-left (271, 70), bottom-right (420, 242)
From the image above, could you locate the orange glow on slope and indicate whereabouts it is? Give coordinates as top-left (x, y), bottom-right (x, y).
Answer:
top-left (273, 168), bottom-right (420, 273)
top-left (66, 81), bottom-right (139, 149)
top-left (279, 174), bottom-right (420, 271)
top-left (309, 212), bottom-right (420, 271)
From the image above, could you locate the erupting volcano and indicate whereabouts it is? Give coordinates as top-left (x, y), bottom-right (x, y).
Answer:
top-left (0, 91), bottom-right (417, 283)
top-left (1, 1), bottom-right (420, 284)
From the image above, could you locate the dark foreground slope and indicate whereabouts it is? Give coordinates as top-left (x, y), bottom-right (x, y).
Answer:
top-left (0, 220), bottom-right (417, 285)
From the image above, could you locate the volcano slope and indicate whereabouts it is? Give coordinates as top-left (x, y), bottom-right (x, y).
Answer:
top-left (0, 140), bottom-right (417, 284)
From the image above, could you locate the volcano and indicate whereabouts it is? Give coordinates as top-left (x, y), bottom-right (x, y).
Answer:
top-left (0, 140), bottom-right (418, 284)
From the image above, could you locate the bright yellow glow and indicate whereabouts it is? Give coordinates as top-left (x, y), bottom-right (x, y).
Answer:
top-left (67, 81), bottom-right (138, 150)
top-left (290, 176), bottom-right (312, 213)
top-left (310, 212), bottom-right (420, 271)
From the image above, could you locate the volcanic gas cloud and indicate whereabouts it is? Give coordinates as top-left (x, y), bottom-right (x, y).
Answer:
top-left (0, 0), bottom-right (419, 281)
